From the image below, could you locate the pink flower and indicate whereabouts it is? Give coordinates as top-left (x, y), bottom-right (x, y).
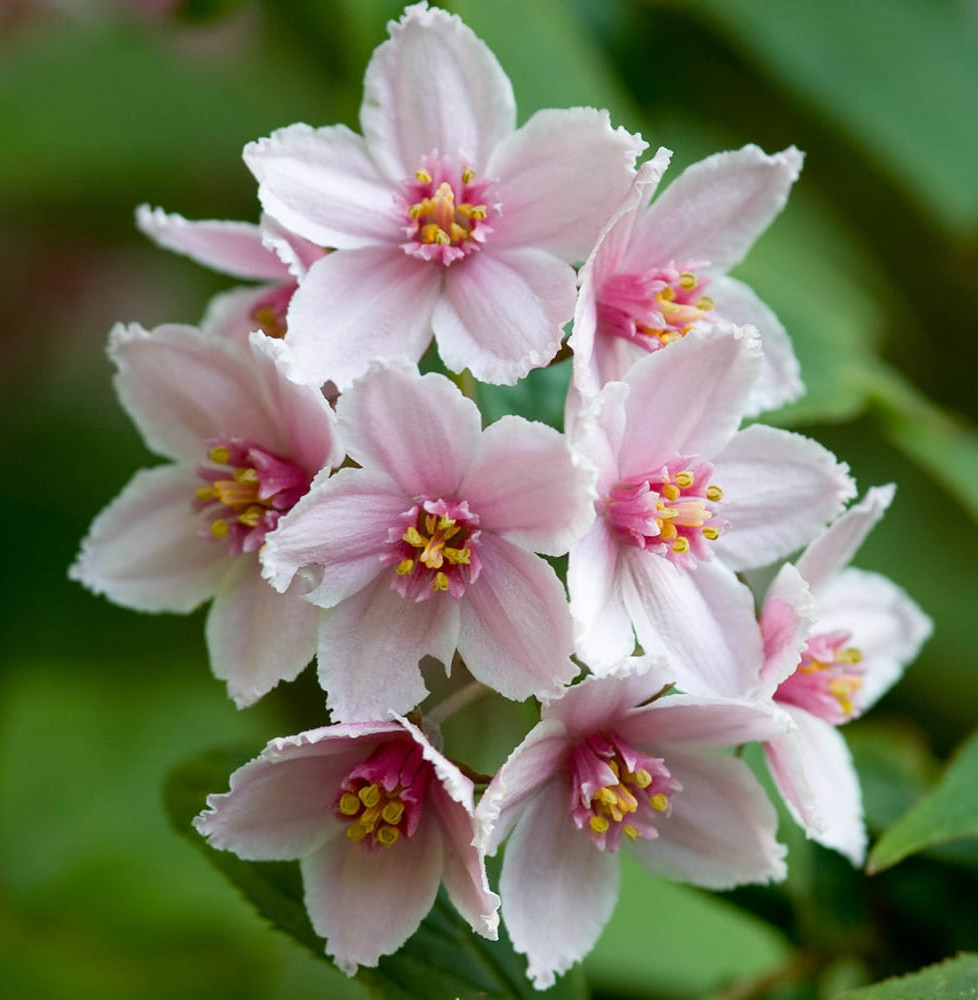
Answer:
top-left (570, 145), bottom-right (804, 416)
top-left (757, 486), bottom-right (932, 863)
top-left (194, 717), bottom-right (499, 975)
top-left (70, 323), bottom-right (342, 706)
top-left (260, 359), bottom-right (595, 722)
top-left (244, 2), bottom-right (645, 388)
top-left (476, 657), bottom-right (788, 990)
top-left (136, 205), bottom-right (325, 342)
top-left (567, 323), bottom-right (855, 693)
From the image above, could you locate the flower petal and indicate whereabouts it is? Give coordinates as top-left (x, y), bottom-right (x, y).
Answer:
top-left (360, 2), bottom-right (516, 179)
top-left (488, 107), bottom-right (646, 262)
top-left (628, 145), bottom-right (803, 273)
top-left (457, 537), bottom-right (578, 701)
top-left (318, 574), bottom-right (460, 722)
top-left (136, 205), bottom-right (290, 281)
top-left (499, 776), bottom-right (620, 991)
top-left (337, 359), bottom-right (483, 496)
top-left (70, 464), bottom-right (231, 613)
top-left (244, 123), bottom-right (397, 249)
top-left (759, 562), bottom-right (817, 693)
top-left (459, 414), bottom-right (595, 554)
top-left (434, 247), bottom-right (575, 384)
top-left (284, 246), bottom-right (442, 389)
top-left (302, 812), bottom-right (444, 974)
top-left (205, 557), bottom-right (318, 708)
top-left (712, 424), bottom-right (856, 571)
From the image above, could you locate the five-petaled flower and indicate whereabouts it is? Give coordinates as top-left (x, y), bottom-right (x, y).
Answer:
top-left (244, 1), bottom-right (645, 388)
top-left (194, 716), bottom-right (499, 975)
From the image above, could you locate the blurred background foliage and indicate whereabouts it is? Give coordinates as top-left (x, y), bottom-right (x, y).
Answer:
top-left (2, 0), bottom-right (977, 997)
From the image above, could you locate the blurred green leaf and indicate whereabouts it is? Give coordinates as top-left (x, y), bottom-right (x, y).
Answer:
top-left (868, 728), bottom-right (978, 874)
top-left (694, 0), bottom-right (978, 235)
top-left (832, 952), bottom-right (978, 1000)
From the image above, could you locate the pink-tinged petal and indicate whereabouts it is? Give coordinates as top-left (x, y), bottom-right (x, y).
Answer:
top-left (629, 145), bottom-right (803, 273)
top-left (261, 213), bottom-right (327, 278)
top-left (619, 695), bottom-right (790, 751)
top-left (456, 537), bottom-right (578, 702)
top-left (796, 485), bottom-right (895, 593)
top-left (617, 324), bottom-right (762, 477)
top-left (570, 380), bottom-right (628, 497)
top-left (136, 205), bottom-right (290, 281)
top-left (708, 276), bottom-right (803, 417)
top-left (200, 285), bottom-right (275, 344)
top-left (70, 464), bottom-right (231, 613)
top-left (244, 123), bottom-right (397, 249)
top-left (814, 568), bottom-right (932, 710)
top-left (459, 415), bottom-right (595, 554)
top-left (487, 107), bottom-right (646, 262)
top-left (620, 552), bottom-right (763, 698)
top-left (284, 246), bottom-right (441, 389)
top-left (759, 563), bottom-right (817, 693)
top-left (499, 776), bottom-right (620, 991)
top-left (770, 707), bottom-right (867, 865)
top-left (567, 519), bottom-right (634, 672)
top-left (319, 575), bottom-right (460, 722)
top-left (261, 468), bottom-right (405, 604)
top-left (629, 749), bottom-right (787, 888)
top-left (337, 360), bottom-right (482, 495)
top-left (476, 718), bottom-right (570, 854)
top-left (302, 812), bottom-right (444, 974)
top-left (434, 247), bottom-right (575, 384)
top-left (763, 707), bottom-right (820, 835)
top-left (205, 557), bottom-right (317, 708)
top-left (360, 3), bottom-right (515, 180)
top-left (712, 424), bottom-right (856, 572)
top-left (194, 724), bottom-right (401, 859)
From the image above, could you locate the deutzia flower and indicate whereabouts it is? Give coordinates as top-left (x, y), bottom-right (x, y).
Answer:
top-left (70, 323), bottom-right (342, 706)
top-left (261, 359), bottom-right (595, 722)
top-left (570, 144), bottom-right (804, 415)
top-left (567, 323), bottom-right (855, 693)
top-left (194, 716), bottom-right (499, 975)
top-left (757, 486), bottom-right (932, 863)
top-left (476, 656), bottom-right (789, 990)
top-left (244, 1), bottom-right (645, 387)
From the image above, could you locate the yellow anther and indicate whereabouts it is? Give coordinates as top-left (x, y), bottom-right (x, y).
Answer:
top-left (233, 467), bottom-right (258, 483)
top-left (396, 559), bottom-right (415, 576)
top-left (702, 526), bottom-right (720, 541)
top-left (659, 286), bottom-right (676, 302)
top-left (674, 471), bottom-right (694, 489)
top-left (672, 537), bottom-right (690, 555)
top-left (444, 547), bottom-right (470, 565)
top-left (433, 572), bottom-right (449, 592)
top-left (415, 168), bottom-right (432, 183)
top-left (450, 223), bottom-right (469, 243)
top-left (461, 166), bottom-right (475, 183)
top-left (196, 486), bottom-right (215, 500)
top-left (420, 224), bottom-right (450, 245)
top-left (696, 295), bottom-right (715, 311)
top-left (381, 800), bottom-right (405, 826)
top-left (658, 520), bottom-right (678, 541)
top-left (662, 484), bottom-right (681, 502)
top-left (632, 769), bottom-right (652, 789)
top-left (623, 824), bottom-right (640, 841)
top-left (209, 446), bottom-right (230, 465)
top-left (594, 787), bottom-right (618, 807)
top-left (403, 526), bottom-right (426, 548)
top-left (377, 825), bottom-right (400, 848)
top-left (238, 505), bottom-right (264, 528)
top-left (346, 823), bottom-right (369, 843)
top-left (338, 793), bottom-right (361, 816)
top-left (838, 647), bottom-right (863, 664)
top-left (650, 793), bottom-right (669, 812)
top-left (589, 815), bottom-right (610, 834)
top-left (607, 759), bottom-right (620, 777)
top-left (358, 784), bottom-right (381, 808)
top-left (210, 519), bottom-right (229, 539)
top-left (706, 484), bottom-right (723, 502)
top-left (679, 272), bottom-right (697, 290)
top-left (408, 204), bottom-right (423, 219)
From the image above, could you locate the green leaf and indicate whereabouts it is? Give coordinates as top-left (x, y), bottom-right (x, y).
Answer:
top-left (164, 750), bottom-right (588, 999)
top-left (868, 729), bottom-right (978, 874)
top-left (832, 952), bottom-right (978, 1000)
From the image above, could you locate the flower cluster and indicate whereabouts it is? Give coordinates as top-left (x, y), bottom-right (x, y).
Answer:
top-left (71, 3), bottom-right (932, 990)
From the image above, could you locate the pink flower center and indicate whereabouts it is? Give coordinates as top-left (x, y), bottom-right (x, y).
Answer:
top-left (605, 458), bottom-right (725, 567)
top-left (597, 263), bottom-right (715, 352)
top-left (249, 281), bottom-right (297, 340)
top-left (195, 436), bottom-right (312, 556)
top-left (397, 154), bottom-right (496, 266)
top-left (775, 630), bottom-right (865, 725)
top-left (569, 732), bottom-right (681, 852)
top-left (385, 496), bottom-right (482, 600)
top-left (334, 739), bottom-right (431, 850)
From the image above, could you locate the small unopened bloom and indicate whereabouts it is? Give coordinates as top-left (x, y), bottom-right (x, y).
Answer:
top-left (477, 657), bottom-right (788, 990)
top-left (70, 323), bottom-right (342, 706)
top-left (195, 717), bottom-right (499, 975)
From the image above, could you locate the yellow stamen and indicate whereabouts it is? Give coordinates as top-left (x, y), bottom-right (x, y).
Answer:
top-left (443, 547), bottom-right (470, 565)
top-left (346, 823), bottom-right (369, 843)
top-left (403, 526), bottom-right (427, 548)
top-left (196, 486), bottom-right (215, 500)
top-left (210, 519), bottom-right (228, 539)
top-left (209, 446), bottom-right (230, 465)
top-left (238, 505), bottom-right (264, 528)
top-left (433, 571), bottom-right (449, 592)
top-left (338, 793), bottom-right (361, 816)
top-left (623, 824), bottom-right (640, 841)
top-left (415, 168), bottom-right (432, 183)
top-left (381, 801), bottom-right (405, 826)
top-left (696, 295), bottom-right (715, 311)
top-left (461, 166), bottom-right (475, 183)
top-left (661, 484), bottom-right (681, 502)
top-left (674, 471), bottom-right (694, 489)
top-left (702, 526), bottom-right (720, 541)
top-left (650, 793), bottom-right (669, 812)
top-left (358, 784), bottom-right (381, 808)
top-left (632, 769), bottom-right (652, 788)
top-left (377, 825), bottom-right (400, 848)
top-left (589, 815), bottom-right (610, 834)
top-left (679, 272), bottom-right (697, 290)
top-left (396, 559), bottom-right (415, 576)
top-left (233, 467), bottom-right (258, 483)
top-left (838, 648), bottom-right (863, 664)
top-left (706, 484), bottom-right (723, 502)
top-left (672, 537), bottom-right (690, 555)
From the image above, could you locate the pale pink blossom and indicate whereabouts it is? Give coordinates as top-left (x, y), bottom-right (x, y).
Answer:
top-left (195, 717), bottom-right (499, 975)
top-left (567, 323), bottom-right (855, 693)
top-left (70, 323), bottom-right (342, 706)
top-left (261, 359), bottom-right (595, 722)
top-left (757, 486), bottom-right (932, 863)
top-left (570, 144), bottom-right (804, 416)
top-left (476, 656), bottom-right (788, 990)
top-left (244, 2), bottom-right (646, 388)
